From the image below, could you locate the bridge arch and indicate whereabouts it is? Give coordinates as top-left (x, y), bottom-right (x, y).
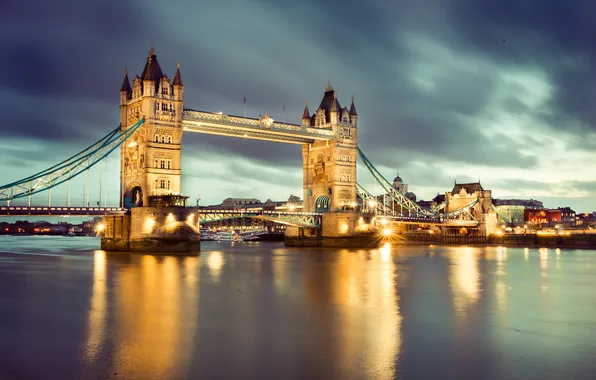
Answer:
top-left (314, 195), bottom-right (331, 213)
top-left (124, 182), bottom-right (143, 208)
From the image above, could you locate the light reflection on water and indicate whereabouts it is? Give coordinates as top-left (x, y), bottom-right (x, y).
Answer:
top-left (0, 237), bottom-right (596, 380)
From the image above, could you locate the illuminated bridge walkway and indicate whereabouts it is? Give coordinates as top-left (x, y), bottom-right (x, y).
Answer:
top-left (0, 206), bottom-right (127, 217)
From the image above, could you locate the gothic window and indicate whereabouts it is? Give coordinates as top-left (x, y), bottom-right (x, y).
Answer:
top-left (167, 136), bottom-right (172, 144)
top-left (161, 135), bottom-right (166, 143)
top-left (155, 179), bottom-right (158, 189)
top-left (160, 160), bottom-right (165, 169)
top-left (162, 85), bottom-right (169, 95)
top-left (154, 134), bottom-right (159, 142)
top-left (169, 104), bottom-right (173, 112)
top-left (160, 179), bottom-right (166, 188)
top-left (166, 160), bottom-right (171, 169)
top-left (167, 180), bottom-right (171, 189)
top-left (154, 158), bottom-right (159, 168)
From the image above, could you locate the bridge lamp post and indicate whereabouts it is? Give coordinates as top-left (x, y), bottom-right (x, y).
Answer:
top-left (196, 195), bottom-right (201, 209)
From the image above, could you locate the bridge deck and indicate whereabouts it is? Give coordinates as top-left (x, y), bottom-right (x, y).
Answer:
top-left (0, 206), bottom-right (127, 216)
top-left (182, 109), bottom-right (334, 144)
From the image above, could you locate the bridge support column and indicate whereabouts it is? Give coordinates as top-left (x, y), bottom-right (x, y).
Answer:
top-left (101, 207), bottom-right (200, 254)
top-left (285, 212), bottom-right (378, 248)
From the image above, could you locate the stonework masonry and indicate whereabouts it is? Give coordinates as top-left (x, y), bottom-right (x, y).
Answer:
top-left (101, 207), bottom-right (200, 253)
top-left (301, 84), bottom-right (358, 213)
top-left (119, 49), bottom-right (184, 208)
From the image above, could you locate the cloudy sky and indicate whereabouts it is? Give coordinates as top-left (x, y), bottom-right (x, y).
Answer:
top-left (2, 0), bottom-right (596, 212)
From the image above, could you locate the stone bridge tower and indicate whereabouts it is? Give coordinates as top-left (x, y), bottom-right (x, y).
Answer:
top-left (119, 48), bottom-right (184, 208)
top-left (301, 82), bottom-right (358, 213)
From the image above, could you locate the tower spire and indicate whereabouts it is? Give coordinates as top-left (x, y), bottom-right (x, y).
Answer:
top-left (302, 100), bottom-right (310, 119)
top-left (349, 95), bottom-right (358, 116)
top-left (326, 80), bottom-right (333, 92)
top-left (173, 61), bottom-right (183, 86)
top-left (120, 66), bottom-right (132, 92)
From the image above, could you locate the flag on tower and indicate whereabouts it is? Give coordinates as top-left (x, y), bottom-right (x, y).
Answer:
top-left (243, 96), bottom-right (246, 104)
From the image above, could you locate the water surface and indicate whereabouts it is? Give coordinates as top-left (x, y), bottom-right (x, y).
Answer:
top-left (0, 236), bottom-right (595, 379)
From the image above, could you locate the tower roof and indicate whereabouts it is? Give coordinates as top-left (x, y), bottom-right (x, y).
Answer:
top-left (173, 62), bottom-right (183, 86)
top-left (141, 47), bottom-right (164, 82)
top-left (349, 96), bottom-right (358, 116)
top-left (452, 182), bottom-right (484, 194)
top-left (120, 67), bottom-right (132, 93)
top-left (317, 81), bottom-right (342, 122)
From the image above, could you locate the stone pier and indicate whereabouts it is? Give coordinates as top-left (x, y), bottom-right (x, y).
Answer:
top-left (285, 212), bottom-right (378, 248)
top-left (101, 206), bottom-right (200, 254)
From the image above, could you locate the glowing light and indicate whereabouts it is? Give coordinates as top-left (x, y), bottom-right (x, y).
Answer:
top-left (289, 205), bottom-right (295, 211)
top-left (368, 200), bottom-right (377, 207)
top-left (380, 219), bottom-right (388, 226)
top-left (340, 224), bottom-right (349, 233)
top-left (95, 223), bottom-right (105, 233)
top-left (186, 213), bottom-right (194, 224)
top-left (383, 228), bottom-right (392, 236)
top-left (166, 213), bottom-right (176, 224)
top-left (128, 141), bottom-right (137, 148)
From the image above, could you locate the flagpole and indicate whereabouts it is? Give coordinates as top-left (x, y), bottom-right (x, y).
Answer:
top-left (243, 96), bottom-right (246, 119)
top-left (283, 102), bottom-right (286, 124)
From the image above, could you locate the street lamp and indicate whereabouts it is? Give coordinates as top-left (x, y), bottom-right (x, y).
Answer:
top-left (196, 194), bottom-right (201, 208)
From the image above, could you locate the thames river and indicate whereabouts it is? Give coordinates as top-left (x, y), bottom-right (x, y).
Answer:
top-left (1, 236), bottom-right (595, 379)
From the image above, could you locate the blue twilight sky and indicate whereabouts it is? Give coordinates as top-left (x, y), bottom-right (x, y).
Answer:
top-left (1, 0), bottom-right (596, 212)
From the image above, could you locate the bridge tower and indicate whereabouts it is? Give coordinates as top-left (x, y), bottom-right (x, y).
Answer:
top-left (119, 48), bottom-right (184, 208)
top-left (301, 82), bottom-right (358, 213)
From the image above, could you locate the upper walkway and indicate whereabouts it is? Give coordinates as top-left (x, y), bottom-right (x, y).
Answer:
top-left (182, 109), bottom-right (334, 144)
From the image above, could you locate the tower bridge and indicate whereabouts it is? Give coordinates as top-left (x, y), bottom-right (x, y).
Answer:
top-left (0, 48), bottom-right (498, 251)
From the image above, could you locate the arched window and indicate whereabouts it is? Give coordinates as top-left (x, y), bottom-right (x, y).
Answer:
top-left (154, 159), bottom-right (159, 168)
top-left (167, 180), bottom-right (171, 189)
top-left (154, 134), bottom-right (159, 142)
top-left (166, 160), bottom-right (171, 169)
top-left (167, 136), bottom-right (172, 144)
top-left (161, 135), bottom-right (166, 143)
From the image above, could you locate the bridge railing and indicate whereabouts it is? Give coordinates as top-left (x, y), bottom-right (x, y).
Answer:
top-left (0, 206), bottom-right (126, 215)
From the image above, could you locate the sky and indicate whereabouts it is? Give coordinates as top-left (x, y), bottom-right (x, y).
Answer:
top-left (2, 0), bottom-right (596, 212)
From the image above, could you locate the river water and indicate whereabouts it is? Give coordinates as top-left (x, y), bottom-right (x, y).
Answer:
top-left (0, 236), bottom-right (595, 380)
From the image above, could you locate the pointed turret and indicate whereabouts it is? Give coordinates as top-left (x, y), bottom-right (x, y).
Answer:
top-left (173, 61), bottom-right (184, 101)
top-left (349, 95), bottom-right (358, 116)
top-left (302, 100), bottom-right (311, 126)
top-left (120, 67), bottom-right (132, 105)
top-left (349, 95), bottom-right (358, 127)
top-left (173, 62), bottom-right (183, 86)
top-left (120, 67), bottom-right (132, 92)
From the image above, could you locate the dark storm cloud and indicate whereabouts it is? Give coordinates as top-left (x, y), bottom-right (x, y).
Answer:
top-left (450, 0), bottom-right (596, 132)
top-left (0, 0), bottom-right (151, 144)
top-left (2, 0), bottom-right (596, 207)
